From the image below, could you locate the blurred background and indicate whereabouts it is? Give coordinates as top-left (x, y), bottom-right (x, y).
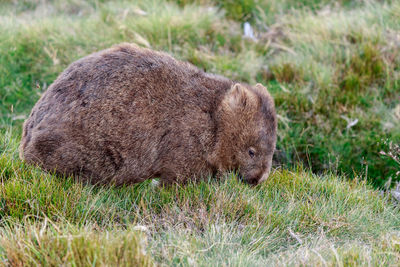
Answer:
top-left (0, 0), bottom-right (399, 187)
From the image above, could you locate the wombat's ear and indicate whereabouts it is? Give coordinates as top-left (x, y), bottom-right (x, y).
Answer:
top-left (224, 83), bottom-right (255, 110)
top-left (254, 83), bottom-right (274, 106)
top-left (254, 83), bottom-right (269, 96)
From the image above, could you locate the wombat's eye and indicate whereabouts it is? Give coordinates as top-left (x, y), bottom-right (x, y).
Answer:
top-left (248, 148), bottom-right (256, 158)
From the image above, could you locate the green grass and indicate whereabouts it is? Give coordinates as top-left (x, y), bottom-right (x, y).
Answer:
top-left (1, 0), bottom-right (400, 265)
top-left (1, 132), bottom-right (400, 265)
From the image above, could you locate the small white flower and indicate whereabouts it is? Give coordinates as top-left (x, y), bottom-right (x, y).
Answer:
top-left (243, 22), bottom-right (257, 41)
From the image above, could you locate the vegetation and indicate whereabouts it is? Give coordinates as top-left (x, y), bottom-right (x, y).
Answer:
top-left (2, 133), bottom-right (400, 265)
top-left (0, 0), bottom-right (399, 265)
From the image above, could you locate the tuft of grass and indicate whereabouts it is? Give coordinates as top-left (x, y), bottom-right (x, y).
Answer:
top-left (0, 223), bottom-right (153, 266)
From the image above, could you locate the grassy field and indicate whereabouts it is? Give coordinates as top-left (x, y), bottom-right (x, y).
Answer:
top-left (1, 0), bottom-right (400, 265)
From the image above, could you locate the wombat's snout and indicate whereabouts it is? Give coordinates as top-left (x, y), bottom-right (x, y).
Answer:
top-left (239, 168), bottom-right (270, 185)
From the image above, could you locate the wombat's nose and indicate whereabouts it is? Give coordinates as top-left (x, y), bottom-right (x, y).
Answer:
top-left (247, 177), bottom-right (259, 185)
top-left (238, 173), bottom-right (258, 185)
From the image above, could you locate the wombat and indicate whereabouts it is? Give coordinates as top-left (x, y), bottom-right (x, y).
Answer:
top-left (20, 43), bottom-right (277, 185)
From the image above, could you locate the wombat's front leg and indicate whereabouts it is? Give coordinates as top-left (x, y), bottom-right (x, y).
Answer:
top-left (157, 167), bottom-right (189, 186)
top-left (159, 173), bottom-right (181, 186)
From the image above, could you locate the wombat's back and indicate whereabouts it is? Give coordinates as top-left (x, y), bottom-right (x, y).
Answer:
top-left (20, 43), bottom-right (232, 184)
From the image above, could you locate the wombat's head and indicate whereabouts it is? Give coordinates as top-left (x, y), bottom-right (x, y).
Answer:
top-left (212, 83), bottom-right (277, 185)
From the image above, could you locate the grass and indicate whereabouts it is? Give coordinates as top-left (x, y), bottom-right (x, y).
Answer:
top-left (1, 133), bottom-right (400, 265)
top-left (1, 224), bottom-right (152, 266)
top-left (0, 0), bottom-right (400, 265)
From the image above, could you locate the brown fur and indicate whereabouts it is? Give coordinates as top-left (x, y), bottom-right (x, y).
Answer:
top-left (20, 43), bottom-right (277, 185)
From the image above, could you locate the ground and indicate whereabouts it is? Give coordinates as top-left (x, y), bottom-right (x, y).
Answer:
top-left (0, 0), bottom-right (399, 266)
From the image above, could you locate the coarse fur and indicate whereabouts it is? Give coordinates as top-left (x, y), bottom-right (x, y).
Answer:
top-left (20, 43), bottom-right (277, 185)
